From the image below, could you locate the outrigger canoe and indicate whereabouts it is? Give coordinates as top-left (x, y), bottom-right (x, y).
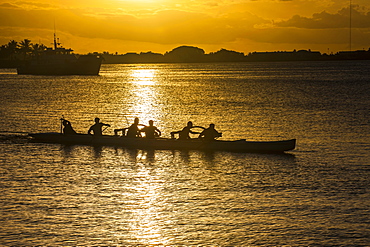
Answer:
top-left (29, 132), bottom-right (296, 153)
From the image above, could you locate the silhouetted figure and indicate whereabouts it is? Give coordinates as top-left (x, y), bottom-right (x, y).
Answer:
top-left (88, 117), bottom-right (110, 136)
top-left (171, 121), bottom-right (201, 140)
top-left (141, 120), bottom-right (161, 139)
top-left (198, 123), bottom-right (222, 141)
top-left (114, 117), bottom-right (143, 138)
top-left (62, 119), bottom-right (77, 135)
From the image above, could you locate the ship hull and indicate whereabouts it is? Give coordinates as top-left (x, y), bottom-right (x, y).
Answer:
top-left (17, 55), bottom-right (102, 75)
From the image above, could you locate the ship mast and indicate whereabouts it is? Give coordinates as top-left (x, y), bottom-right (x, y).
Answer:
top-left (54, 32), bottom-right (58, 50)
top-left (53, 21), bottom-right (60, 50)
top-left (349, 0), bottom-right (352, 51)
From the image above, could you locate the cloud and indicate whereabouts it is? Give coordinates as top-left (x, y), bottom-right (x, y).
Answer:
top-left (276, 6), bottom-right (370, 29)
top-left (203, 1), bottom-right (219, 7)
top-left (1, 1), bottom-right (369, 53)
top-left (0, 5), bottom-right (269, 45)
top-left (0, 3), bottom-right (19, 8)
top-left (0, 1), bottom-right (56, 10)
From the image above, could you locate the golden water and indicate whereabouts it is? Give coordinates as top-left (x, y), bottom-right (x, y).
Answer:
top-left (0, 61), bottom-right (369, 245)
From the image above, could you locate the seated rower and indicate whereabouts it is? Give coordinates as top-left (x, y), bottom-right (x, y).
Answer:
top-left (140, 120), bottom-right (161, 139)
top-left (61, 119), bottom-right (77, 135)
top-left (198, 123), bottom-right (222, 141)
top-left (88, 117), bottom-right (110, 136)
top-left (170, 121), bottom-right (201, 140)
top-left (114, 117), bottom-right (143, 138)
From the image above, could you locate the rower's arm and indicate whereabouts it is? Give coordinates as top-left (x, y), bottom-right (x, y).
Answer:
top-left (114, 128), bottom-right (127, 136)
top-left (170, 130), bottom-right (180, 139)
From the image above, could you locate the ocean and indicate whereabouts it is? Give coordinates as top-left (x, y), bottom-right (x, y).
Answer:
top-left (0, 61), bottom-right (369, 245)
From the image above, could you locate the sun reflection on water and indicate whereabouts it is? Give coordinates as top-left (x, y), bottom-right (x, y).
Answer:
top-left (125, 67), bottom-right (163, 125)
top-left (129, 164), bottom-right (170, 246)
top-left (130, 69), bottom-right (157, 86)
top-left (124, 68), bottom-right (169, 244)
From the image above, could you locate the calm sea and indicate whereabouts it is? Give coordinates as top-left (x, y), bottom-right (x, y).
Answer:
top-left (0, 61), bottom-right (369, 246)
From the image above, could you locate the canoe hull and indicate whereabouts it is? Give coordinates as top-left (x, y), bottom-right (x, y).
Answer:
top-left (29, 133), bottom-right (296, 153)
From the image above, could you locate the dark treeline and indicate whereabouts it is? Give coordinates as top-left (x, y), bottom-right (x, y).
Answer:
top-left (0, 39), bottom-right (48, 67)
top-left (1, 39), bottom-right (370, 68)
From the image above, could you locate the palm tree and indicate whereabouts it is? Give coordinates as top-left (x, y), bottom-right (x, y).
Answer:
top-left (6, 40), bottom-right (19, 60)
top-left (7, 40), bottom-right (18, 50)
top-left (19, 39), bottom-right (32, 59)
top-left (0, 45), bottom-right (6, 59)
top-left (31, 43), bottom-right (47, 56)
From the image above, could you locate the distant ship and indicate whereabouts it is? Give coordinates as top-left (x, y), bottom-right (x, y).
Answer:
top-left (17, 35), bottom-right (103, 75)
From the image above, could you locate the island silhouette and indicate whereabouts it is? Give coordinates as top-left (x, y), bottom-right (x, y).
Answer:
top-left (98, 46), bottom-right (370, 64)
top-left (1, 39), bottom-right (370, 68)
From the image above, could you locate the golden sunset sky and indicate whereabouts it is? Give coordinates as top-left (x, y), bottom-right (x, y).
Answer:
top-left (0, 0), bottom-right (369, 54)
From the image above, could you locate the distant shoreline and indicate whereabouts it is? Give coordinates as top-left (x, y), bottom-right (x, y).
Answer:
top-left (1, 45), bottom-right (370, 68)
top-left (100, 50), bottom-right (370, 64)
top-left (97, 46), bottom-right (370, 64)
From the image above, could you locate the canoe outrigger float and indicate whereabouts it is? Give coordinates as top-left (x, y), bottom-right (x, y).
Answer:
top-left (28, 132), bottom-right (296, 153)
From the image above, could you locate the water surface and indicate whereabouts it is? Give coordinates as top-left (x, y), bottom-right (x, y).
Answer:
top-left (0, 61), bottom-right (369, 245)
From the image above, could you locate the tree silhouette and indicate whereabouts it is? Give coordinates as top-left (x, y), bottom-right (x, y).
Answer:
top-left (19, 39), bottom-right (32, 59)
top-left (5, 40), bottom-right (19, 60)
top-left (31, 43), bottom-right (47, 56)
